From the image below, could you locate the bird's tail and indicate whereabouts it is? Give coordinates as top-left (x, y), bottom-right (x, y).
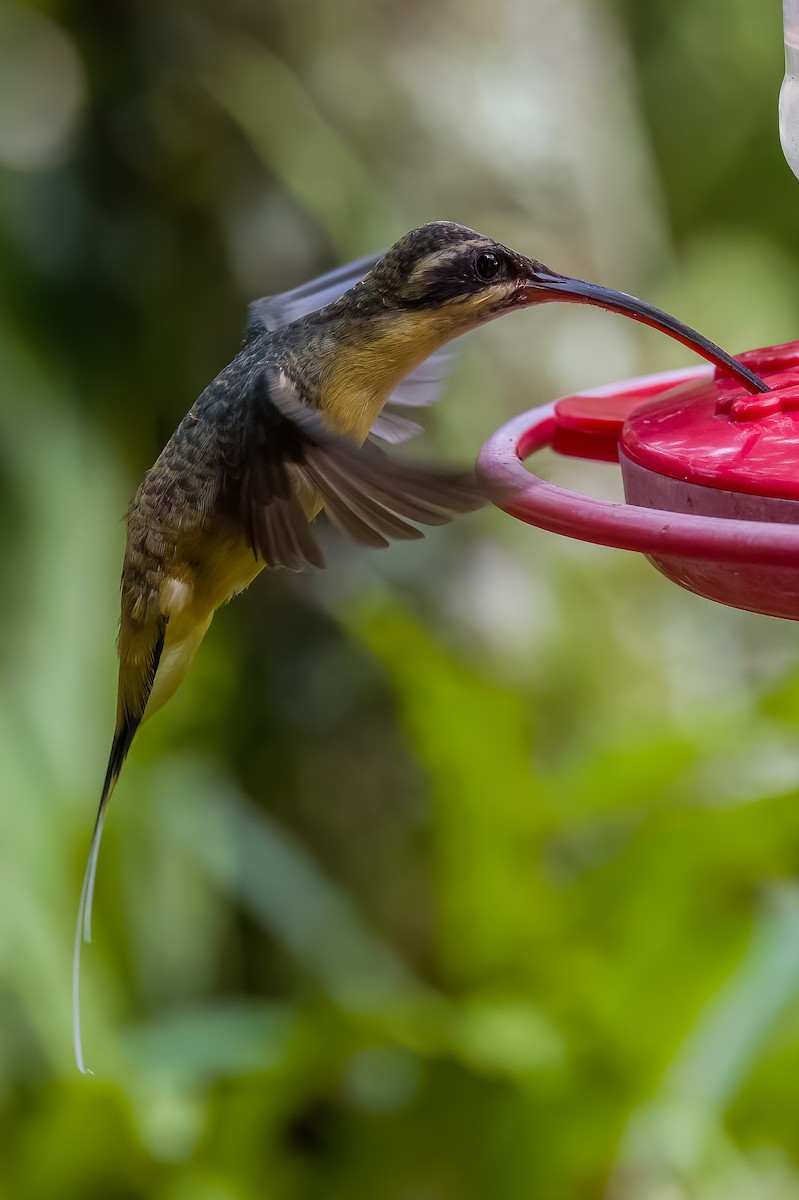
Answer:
top-left (72, 716), bottom-right (140, 1075)
top-left (73, 619), bottom-right (166, 1075)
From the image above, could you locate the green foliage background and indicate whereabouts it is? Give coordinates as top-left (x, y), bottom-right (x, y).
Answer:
top-left (2, 1), bottom-right (799, 1196)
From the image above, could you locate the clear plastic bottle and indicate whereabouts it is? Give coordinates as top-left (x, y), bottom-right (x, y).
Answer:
top-left (780, 0), bottom-right (799, 178)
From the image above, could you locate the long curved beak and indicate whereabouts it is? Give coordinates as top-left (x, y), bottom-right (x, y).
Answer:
top-left (520, 270), bottom-right (769, 395)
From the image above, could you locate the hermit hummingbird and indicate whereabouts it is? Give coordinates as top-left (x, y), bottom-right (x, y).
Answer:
top-left (73, 220), bottom-right (767, 1071)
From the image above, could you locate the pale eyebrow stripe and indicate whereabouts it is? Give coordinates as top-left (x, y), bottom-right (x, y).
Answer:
top-left (404, 244), bottom-right (479, 288)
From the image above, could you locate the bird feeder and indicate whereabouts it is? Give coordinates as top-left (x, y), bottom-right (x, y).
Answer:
top-left (478, 342), bottom-right (799, 621)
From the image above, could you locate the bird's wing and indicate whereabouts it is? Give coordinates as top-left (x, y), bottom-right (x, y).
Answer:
top-left (218, 368), bottom-right (489, 572)
top-left (248, 254), bottom-right (455, 443)
top-left (247, 253), bottom-right (383, 333)
top-left (368, 410), bottom-right (425, 445)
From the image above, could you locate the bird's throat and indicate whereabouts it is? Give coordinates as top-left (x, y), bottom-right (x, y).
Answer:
top-left (317, 311), bottom-right (456, 442)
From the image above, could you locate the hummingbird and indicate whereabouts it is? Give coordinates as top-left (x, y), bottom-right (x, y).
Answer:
top-left (73, 220), bottom-right (767, 1071)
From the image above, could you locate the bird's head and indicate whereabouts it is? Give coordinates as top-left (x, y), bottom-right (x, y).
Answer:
top-left (366, 222), bottom-right (533, 328)
top-left (359, 221), bottom-right (766, 394)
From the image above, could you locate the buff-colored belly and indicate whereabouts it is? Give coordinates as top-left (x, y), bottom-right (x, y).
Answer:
top-left (142, 486), bottom-right (327, 720)
top-left (143, 532), bottom-right (266, 719)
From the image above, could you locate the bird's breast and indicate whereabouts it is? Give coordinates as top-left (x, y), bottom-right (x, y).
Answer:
top-left (317, 314), bottom-right (449, 441)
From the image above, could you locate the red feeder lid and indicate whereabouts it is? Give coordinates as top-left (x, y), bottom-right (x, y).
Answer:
top-left (620, 341), bottom-right (799, 502)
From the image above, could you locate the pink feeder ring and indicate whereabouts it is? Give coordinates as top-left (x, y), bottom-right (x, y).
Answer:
top-left (477, 348), bottom-right (799, 621)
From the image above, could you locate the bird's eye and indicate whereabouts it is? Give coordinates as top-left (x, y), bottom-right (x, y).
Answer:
top-left (474, 251), bottom-right (502, 282)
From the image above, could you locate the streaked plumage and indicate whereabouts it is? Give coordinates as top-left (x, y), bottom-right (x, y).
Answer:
top-left (74, 221), bottom-right (767, 1072)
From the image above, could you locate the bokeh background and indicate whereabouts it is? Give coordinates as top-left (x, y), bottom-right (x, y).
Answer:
top-left (2, 1), bottom-right (799, 1197)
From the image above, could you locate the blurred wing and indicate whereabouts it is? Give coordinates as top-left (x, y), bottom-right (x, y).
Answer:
top-left (387, 347), bottom-right (455, 409)
top-left (248, 252), bottom-right (383, 332)
top-left (219, 369), bottom-right (488, 572)
top-left (368, 410), bottom-right (424, 445)
top-left (369, 346), bottom-right (456, 445)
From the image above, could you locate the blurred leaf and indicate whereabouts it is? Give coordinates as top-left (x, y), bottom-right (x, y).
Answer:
top-left (205, 39), bottom-right (391, 256)
top-left (351, 596), bottom-right (546, 982)
top-left (611, 886), bottom-right (799, 1195)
